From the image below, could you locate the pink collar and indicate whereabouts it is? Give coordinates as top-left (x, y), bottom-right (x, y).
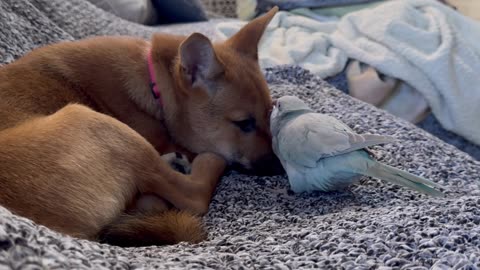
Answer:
top-left (147, 50), bottom-right (162, 105)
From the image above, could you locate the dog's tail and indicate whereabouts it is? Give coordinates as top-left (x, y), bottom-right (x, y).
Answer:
top-left (98, 210), bottom-right (206, 247)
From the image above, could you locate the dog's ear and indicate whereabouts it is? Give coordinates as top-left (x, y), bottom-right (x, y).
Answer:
top-left (179, 33), bottom-right (224, 95)
top-left (226, 6), bottom-right (278, 59)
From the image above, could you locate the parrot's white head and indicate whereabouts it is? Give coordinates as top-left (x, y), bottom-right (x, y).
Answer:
top-left (270, 95), bottom-right (312, 134)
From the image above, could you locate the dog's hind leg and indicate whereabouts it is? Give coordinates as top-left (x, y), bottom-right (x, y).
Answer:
top-left (0, 104), bottom-right (225, 244)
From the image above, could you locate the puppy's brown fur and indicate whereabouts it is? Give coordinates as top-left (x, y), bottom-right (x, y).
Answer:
top-left (0, 8), bottom-right (279, 246)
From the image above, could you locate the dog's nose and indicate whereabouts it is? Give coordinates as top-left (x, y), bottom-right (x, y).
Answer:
top-left (250, 153), bottom-right (285, 176)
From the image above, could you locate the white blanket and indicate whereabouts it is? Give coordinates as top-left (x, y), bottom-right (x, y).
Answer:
top-left (216, 11), bottom-right (347, 78)
top-left (216, 0), bottom-right (480, 145)
top-left (331, 0), bottom-right (480, 145)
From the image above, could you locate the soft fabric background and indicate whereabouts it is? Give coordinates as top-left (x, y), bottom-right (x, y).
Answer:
top-left (0, 0), bottom-right (479, 269)
top-left (85, 0), bottom-right (158, 24)
top-left (200, 0), bottom-right (382, 19)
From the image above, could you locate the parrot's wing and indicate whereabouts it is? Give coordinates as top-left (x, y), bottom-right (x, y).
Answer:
top-left (278, 113), bottom-right (395, 168)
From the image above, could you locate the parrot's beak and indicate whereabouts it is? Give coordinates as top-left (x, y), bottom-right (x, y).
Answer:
top-left (272, 98), bottom-right (278, 106)
top-left (268, 99), bottom-right (276, 116)
top-left (270, 103), bottom-right (279, 122)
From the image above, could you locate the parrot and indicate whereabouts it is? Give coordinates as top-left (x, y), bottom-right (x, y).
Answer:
top-left (270, 95), bottom-right (445, 197)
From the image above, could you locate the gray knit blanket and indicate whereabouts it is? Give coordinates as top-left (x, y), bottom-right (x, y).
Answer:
top-left (1, 0), bottom-right (479, 269)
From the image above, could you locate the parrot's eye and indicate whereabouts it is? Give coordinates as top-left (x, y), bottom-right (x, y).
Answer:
top-left (233, 117), bottom-right (256, 133)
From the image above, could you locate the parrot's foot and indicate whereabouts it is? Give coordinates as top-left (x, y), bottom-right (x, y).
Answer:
top-left (161, 152), bottom-right (192, 174)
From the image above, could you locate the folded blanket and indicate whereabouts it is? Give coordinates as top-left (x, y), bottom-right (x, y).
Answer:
top-left (217, 11), bottom-right (345, 78)
top-left (236, 0), bottom-right (383, 20)
top-left (331, 0), bottom-right (480, 146)
top-left (1, 0), bottom-right (480, 269)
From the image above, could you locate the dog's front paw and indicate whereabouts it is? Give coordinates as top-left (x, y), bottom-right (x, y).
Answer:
top-left (161, 152), bottom-right (192, 174)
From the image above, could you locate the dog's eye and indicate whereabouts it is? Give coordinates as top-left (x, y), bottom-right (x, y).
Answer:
top-left (233, 118), bottom-right (256, 133)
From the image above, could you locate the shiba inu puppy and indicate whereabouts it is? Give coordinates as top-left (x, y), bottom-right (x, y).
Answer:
top-left (0, 8), bottom-right (280, 246)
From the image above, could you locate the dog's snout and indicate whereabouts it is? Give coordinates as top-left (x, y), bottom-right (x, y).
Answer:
top-left (230, 154), bottom-right (284, 176)
top-left (250, 154), bottom-right (285, 176)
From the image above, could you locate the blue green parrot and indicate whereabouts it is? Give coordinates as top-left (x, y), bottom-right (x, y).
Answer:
top-left (270, 95), bottom-right (445, 197)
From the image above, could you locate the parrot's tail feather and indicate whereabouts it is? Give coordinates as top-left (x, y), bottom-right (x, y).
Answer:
top-left (366, 161), bottom-right (445, 197)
